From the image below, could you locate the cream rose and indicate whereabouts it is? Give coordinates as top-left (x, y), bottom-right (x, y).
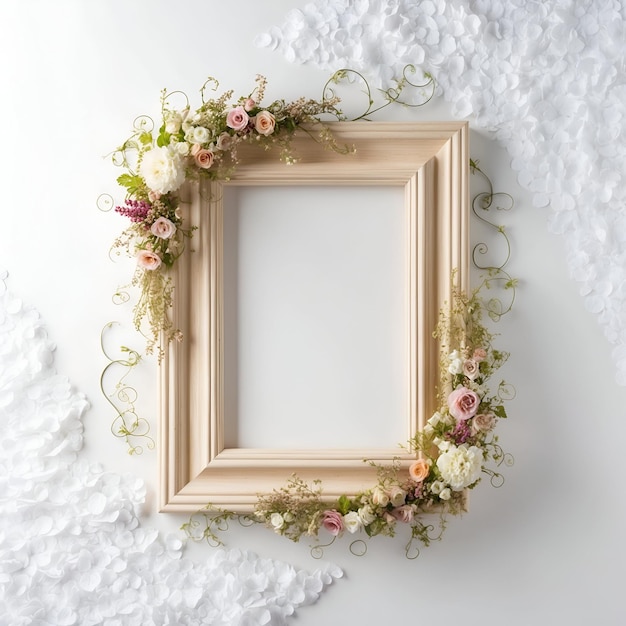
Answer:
top-left (254, 110), bottom-right (276, 136)
top-left (194, 149), bottom-right (214, 169)
top-left (139, 146), bottom-right (185, 195)
top-left (436, 443), bottom-right (483, 490)
top-left (226, 106), bottom-right (249, 131)
top-left (150, 217), bottom-right (176, 239)
top-left (448, 386), bottom-right (480, 421)
top-left (371, 486), bottom-right (389, 507)
top-left (409, 458), bottom-right (431, 482)
top-left (463, 358), bottom-right (480, 380)
top-left (136, 250), bottom-right (162, 271)
top-left (472, 412), bottom-right (497, 433)
top-left (387, 486), bottom-right (406, 508)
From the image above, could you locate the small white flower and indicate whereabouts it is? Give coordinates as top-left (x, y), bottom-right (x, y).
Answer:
top-left (448, 358), bottom-right (464, 375)
top-left (270, 512), bottom-right (285, 530)
top-left (430, 480), bottom-right (445, 495)
top-left (358, 505), bottom-right (376, 526)
top-left (428, 411), bottom-right (443, 426)
top-left (439, 488), bottom-right (452, 501)
top-left (343, 511), bottom-right (362, 534)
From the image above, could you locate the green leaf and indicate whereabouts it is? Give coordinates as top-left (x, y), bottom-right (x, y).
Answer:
top-left (138, 131), bottom-right (153, 145)
top-left (116, 173), bottom-right (144, 195)
top-left (337, 495), bottom-right (352, 515)
top-left (493, 405), bottom-right (508, 419)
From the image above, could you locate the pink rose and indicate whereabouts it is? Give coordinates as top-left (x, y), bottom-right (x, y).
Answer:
top-left (226, 106), bottom-right (249, 131)
top-left (408, 459), bottom-right (431, 482)
top-left (194, 149), bottom-right (214, 169)
top-left (448, 386), bottom-right (480, 421)
top-left (321, 510), bottom-right (344, 536)
top-left (150, 217), bottom-right (176, 239)
top-left (243, 98), bottom-right (256, 112)
top-left (473, 348), bottom-right (487, 361)
top-left (391, 505), bottom-right (415, 523)
top-left (254, 110), bottom-right (276, 136)
top-left (190, 143), bottom-right (202, 156)
top-left (136, 250), bottom-right (162, 271)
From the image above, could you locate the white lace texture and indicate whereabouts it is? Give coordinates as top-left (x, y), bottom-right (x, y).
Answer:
top-left (0, 272), bottom-right (340, 625)
top-left (256, 0), bottom-right (626, 383)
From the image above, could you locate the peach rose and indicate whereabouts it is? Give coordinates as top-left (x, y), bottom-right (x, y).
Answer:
top-left (254, 110), bottom-right (276, 136)
top-left (226, 106), bottom-right (249, 131)
top-left (136, 250), bottom-right (161, 271)
top-left (194, 149), bottom-right (214, 169)
top-left (409, 458), bottom-right (431, 482)
top-left (448, 386), bottom-right (480, 421)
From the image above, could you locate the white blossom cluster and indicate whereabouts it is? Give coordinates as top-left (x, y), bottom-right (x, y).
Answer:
top-left (257, 0), bottom-right (626, 384)
top-left (0, 271), bottom-right (340, 625)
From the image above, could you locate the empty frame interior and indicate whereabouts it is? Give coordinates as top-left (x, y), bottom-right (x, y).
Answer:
top-left (160, 122), bottom-right (469, 512)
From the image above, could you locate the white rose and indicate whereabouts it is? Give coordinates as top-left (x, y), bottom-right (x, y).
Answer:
top-left (436, 444), bottom-right (483, 491)
top-left (192, 126), bottom-right (210, 144)
top-left (358, 505), bottom-right (376, 526)
top-left (139, 147), bottom-right (185, 195)
top-left (270, 512), bottom-right (285, 530)
top-left (175, 141), bottom-right (190, 156)
top-left (343, 511), bottom-right (362, 534)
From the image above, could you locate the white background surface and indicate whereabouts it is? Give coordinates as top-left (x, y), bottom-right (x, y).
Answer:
top-left (2, 1), bottom-right (625, 624)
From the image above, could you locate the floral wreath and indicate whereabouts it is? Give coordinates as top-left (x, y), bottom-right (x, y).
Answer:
top-left (100, 70), bottom-right (515, 557)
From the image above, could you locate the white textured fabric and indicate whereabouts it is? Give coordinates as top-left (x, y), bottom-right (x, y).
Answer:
top-left (256, 0), bottom-right (626, 383)
top-left (0, 271), bottom-right (340, 625)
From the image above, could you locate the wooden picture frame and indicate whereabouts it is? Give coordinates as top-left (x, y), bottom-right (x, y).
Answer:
top-left (159, 121), bottom-right (469, 512)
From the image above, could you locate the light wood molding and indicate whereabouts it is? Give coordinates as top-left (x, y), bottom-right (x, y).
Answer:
top-left (159, 121), bottom-right (469, 512)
